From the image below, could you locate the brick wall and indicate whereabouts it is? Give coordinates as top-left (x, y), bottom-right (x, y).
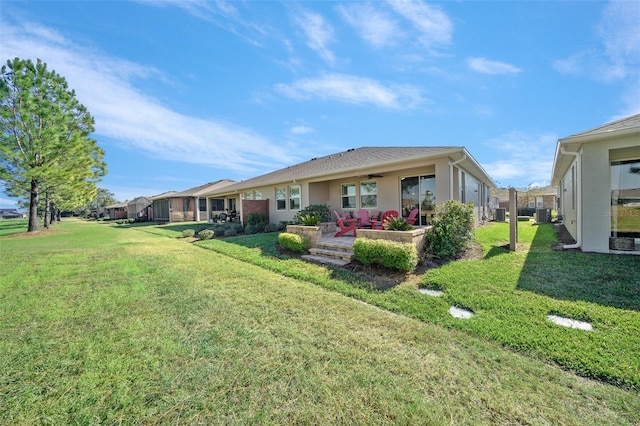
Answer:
top-left (242, 199), bottom-right (269, 224)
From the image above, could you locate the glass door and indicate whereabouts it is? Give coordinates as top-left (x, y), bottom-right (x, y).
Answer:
top-left (401, 175), bottom-right (436, 226)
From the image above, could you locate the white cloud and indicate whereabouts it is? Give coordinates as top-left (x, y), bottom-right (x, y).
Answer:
top-left (468, 57), bottom-right (522, 75)
top-left (1, 21), bottom-right (296, 174)
top-left (386, 0), bottom-right (452, 49)
top-left (337, 3), bottom-right (401, 48)
top-left (553, 1), bottom-right (639, 82)
top-left (276, 73), bottom-right (425, 109)
top-left (481, 131), bottom-right (557, 187)
top-left (293, 10), bottom-right (335, 65)
top-left (289, 125), bottom-right (314, 135)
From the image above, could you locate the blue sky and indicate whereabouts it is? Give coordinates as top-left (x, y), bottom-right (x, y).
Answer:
top-left (1, 0), bottom-right (639, 208)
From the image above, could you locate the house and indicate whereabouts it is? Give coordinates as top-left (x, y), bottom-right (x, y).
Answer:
top-left (151, 180), bottom-right (235, 222)
top-left (127, 196), bottom-right (152, 221)
top-left (204, 146), bottom-right (496, 227)
top-left (105, 202), bottom-right (128, 220)
top-left (493, 185), bottom-right (557, 215)
top-left (0, 209), bottom-right (23, 219)
top-left (551, 113), bottom-right (640, 253)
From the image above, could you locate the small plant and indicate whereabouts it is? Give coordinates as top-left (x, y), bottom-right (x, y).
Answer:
top-left (293, 204), bottom-right (330, 224)
top-left (353, 238), bottom-right (418, 272)
top-left (299, 214), bottom-right (321, 226)
top-left (383, 216), bottom-right (414, 231)
top-left (182, 229), bottom-right (196, 238)
top-left (278, 232), bottom-right (309, 253)
top-left (115, 220), bottom-right (124, 225)
top-left (422, 200), bottom-right (474, 259)
top-left (197, 229), bottom-right (214, 240)
top-left (264, 223), bottom-right (279, 233)
top-left (224, 227), bottom-right (238, 237)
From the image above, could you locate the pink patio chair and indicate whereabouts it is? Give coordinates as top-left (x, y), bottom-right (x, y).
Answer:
top-left (356, 209), bottom-right (372, 228)
top-left (333, 211), bottom-right (357, 237)
top-left (405, 208), bottom-right (419, 225)
top-left (371, 210), bottom-right (399, 229)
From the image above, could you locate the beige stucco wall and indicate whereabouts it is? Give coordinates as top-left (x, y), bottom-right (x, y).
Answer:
top-left (559, 132), bottom-right (639, 253)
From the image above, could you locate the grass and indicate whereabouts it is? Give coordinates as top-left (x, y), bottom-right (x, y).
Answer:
top-left (1, 219), bottom-right (639, 424)
top-left (195, 222), bottom-right (640, 390)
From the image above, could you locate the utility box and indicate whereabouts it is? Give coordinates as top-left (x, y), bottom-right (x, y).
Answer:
top-left (495, 208), bottom-right (506, 222)
top-left (536, 208), bottom-right (551, 223)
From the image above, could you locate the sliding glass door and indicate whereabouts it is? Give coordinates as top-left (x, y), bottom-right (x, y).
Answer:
top-left (401, 175), bottom-right (436, 226)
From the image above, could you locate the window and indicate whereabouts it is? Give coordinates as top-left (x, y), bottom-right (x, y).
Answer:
top-left (276, 187), bottom-right (286, 210)
top-left (289, 185), bottom-right (301, 210)
top-left (244, 191), bottom-right (254, 200)
top-left (342, 184), bottom-right (356, 209)
top-left (210, 198), bottom-right (224, 211)
top-left (528, 199), bottom-right (535, 208)
top-left (199, 198), bottom-right (207, 211)
top-left (254, 190), bottom-right (263, 200)
top-left (536, 196), bottom-right (543, 208)
top-left (360, 181), bottom-right (377, 208)
top-left (611, 159), bottom-right (640, 238)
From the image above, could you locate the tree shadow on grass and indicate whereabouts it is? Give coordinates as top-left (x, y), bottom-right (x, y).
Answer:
top-left (517, 224), bottom-right (640, 312)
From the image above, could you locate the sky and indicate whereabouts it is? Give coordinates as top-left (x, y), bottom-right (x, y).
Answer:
top-left (1, 0), bottom-right (639, 208)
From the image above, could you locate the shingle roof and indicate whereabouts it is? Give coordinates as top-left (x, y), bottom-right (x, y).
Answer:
top-left (213, 146), bottom-right (466, 192)
top-left (172, 179), bottom-right (235, 197)
top-left (567, 113), bottom-right (640, 138)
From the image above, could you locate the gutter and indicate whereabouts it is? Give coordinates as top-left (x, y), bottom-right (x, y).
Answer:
top-left (449, 154), bottom-right (467, 199)
top-left (560, 147), bottom-right (581, 249)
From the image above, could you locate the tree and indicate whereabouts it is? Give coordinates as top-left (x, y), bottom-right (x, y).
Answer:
top-left (0, 58), bottom-right (106, 232)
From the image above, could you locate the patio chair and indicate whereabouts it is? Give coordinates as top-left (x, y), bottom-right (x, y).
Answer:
top-left (356, 209), bottom-right (372, 228)
top-left (333, 210), bottom-right (357, 237)
top-left (405, 208), bottom-right (419, 225)
top-left (371, 210), bottom-right (399, 229)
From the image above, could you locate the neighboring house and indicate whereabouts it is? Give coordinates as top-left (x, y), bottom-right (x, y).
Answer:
top-left (127, 196), bottom-right (152, 221)
top-left (551, 113), bottom-right (640, 253)
top-left (151, 180), bottom-right (235, 222)
top-left (204, 146), bottom-right (496, 227)
top-left (105, 202), bottom-right (128, 220)
top-left (0, 209), bottom-right (23, 219)
top-left (494, 185), bottom-right (557, 213)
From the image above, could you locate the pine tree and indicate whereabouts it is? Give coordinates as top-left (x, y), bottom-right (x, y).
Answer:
top-left (0, 58), bottom-right (106, 232)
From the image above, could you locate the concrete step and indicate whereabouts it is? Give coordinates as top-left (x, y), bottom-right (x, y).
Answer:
top-left (308, 247), bottom-right (354, 262)
top-left (301, 254), bottom-right (350, 267)
top-left (314, 242), bottom-right (354, 253)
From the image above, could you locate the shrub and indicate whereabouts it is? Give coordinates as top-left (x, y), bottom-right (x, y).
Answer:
top-left (299, 214), bottom-right (321, 226)
top-left (293, 204), bottom-right (330, 224)
top-left (264, 223), bottom-right (279, 233)
top-left (197, 229), bottom-right (214, 240)
top-left (182, 229), bottom-right (196, 238)
top-left (116, 220), bottom-right (124, 225)
top-left (384, 216), bottom-right (414, 231)
top-left (224, 227), bottom-right (238, 237)
top-left (244, 224), bottom-right (263, 235)
top-left (246, 213), bottom-right (268, 226)
top-left (278, 232), bottom-right (308, 253)
top-left (422, 200), bottom-right (474, 259)
top-left (353, 238), bottom-right (418, 272)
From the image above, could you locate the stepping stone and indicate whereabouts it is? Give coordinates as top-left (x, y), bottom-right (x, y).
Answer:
top-left (449, 306), bottom-right (473, 319)
top-left (547, 314), bottom-right (593, 331)
top-left (419, 288), bottom-right (444, 297)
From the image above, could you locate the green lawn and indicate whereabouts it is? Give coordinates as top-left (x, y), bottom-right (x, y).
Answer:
top-left (1, 219), bottom-right (639, 424)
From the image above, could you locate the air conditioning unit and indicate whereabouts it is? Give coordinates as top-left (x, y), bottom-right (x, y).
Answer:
top-left (495, 208), bottom-right (506, 222)
top-left (536, 208), bottom-right (550, 223)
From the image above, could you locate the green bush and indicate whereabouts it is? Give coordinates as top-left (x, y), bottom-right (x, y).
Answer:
top-left (353, 238), bottom-right (418, 272)
top-left (422, 200), bottom-right (474, 259)
top-left (278, 232), bottom-right (309, 253)
top-left (264, 223), bottom-right (280, 233)
top-left (224, 227), bottom-right (238, 237)
top-left (299, 214), bottom-right (321, 226)
top-left (244, 224), bottom-right (264, 235)
top-left (246, 213), bottom-right (268, 226)
top-left (115, 220), bottom-right (124, 225)
top-left (384, 216), bottom-right (413, 231)
top-left (182, 229), bottom-right (196, 238)
top-left (197, 229), bottom-right (214, 240)
top-left (293, 204), bottom-right (330, 224)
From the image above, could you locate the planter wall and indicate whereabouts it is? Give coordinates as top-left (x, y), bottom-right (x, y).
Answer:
top-left (357, 227), bottom-right (430, 252)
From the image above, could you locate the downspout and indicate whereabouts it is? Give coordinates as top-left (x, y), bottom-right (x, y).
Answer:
top-left (449, 154), bottom-right (467, 199)
top-left (560, 147), bottom-right (581, 249)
